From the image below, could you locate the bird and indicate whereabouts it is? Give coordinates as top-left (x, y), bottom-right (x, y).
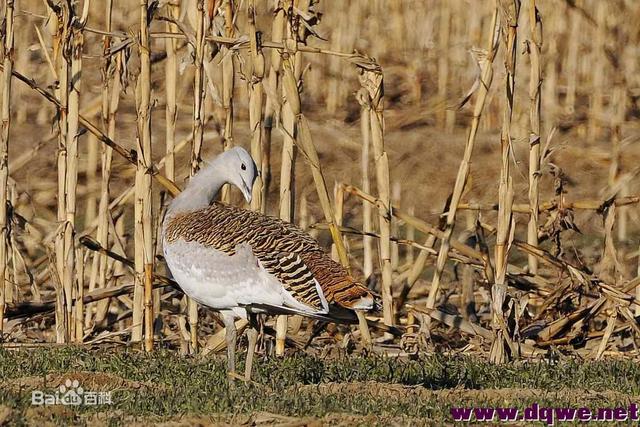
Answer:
top-left (162, 146), bottom-right (382, 381)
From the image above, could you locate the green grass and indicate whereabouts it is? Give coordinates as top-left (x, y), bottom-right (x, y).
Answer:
top-left (0, 347), bottom-right (638, 425)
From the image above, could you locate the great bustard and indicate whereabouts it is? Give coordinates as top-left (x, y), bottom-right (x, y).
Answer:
top-left (162, 147), bottom-right (378, 380)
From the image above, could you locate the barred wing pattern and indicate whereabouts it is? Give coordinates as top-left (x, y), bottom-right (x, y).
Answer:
top-left (257, 251), bottom-right (327, 311)
top-left (164, 202), bottom-right (373, 312)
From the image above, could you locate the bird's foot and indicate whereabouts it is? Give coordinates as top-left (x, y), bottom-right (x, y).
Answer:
top-left (228, 370), bottom-right (257, 385)
top-left (227, 371), bottom-right (245, 382)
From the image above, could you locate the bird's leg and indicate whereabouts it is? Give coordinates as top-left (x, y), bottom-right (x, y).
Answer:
top-left (222, 311), bottom-right (237, 380)
top-left (258, 314), bottom-right (265, 352)
top-left (244, 313), bottom-right (259, 382)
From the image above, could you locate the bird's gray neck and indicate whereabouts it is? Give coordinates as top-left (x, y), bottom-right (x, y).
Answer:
top-left (166, 160), bottom-right (226, 219)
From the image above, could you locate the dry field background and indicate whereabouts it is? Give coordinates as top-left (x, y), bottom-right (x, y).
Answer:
top-left (1, 0), bottom-right (640, 374)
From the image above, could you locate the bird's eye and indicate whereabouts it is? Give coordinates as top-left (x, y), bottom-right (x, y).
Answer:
top-left (241, 163), bottom-right (247, 171)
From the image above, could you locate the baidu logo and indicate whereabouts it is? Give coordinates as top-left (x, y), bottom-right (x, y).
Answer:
top-left (31, 379), bottom-right (112, 406)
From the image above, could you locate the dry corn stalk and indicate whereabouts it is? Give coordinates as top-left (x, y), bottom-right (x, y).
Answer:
top-left (359, 64), bottom-right (393, 336)
top-left (331, 183), bottom-right (344, 261)
top-left (330, 181), bottom-right (371, 347)
top-left (261, 1), bottom-right (286, 214)
top-left (278, 5), bottom-right (299, 225)
top-left (74, 246), bottom-right (84, 342)
top-left (491, 0), bottom-right (521, 364)
top-left (390, 182), bottom-right (400, 272)
top-left (50, 250), bottom-right (66, 342)
top-left (7, 184), bottom-right (17, 308)
top-left (275, 1), bottom-right (299, 357)
top-left (85, 134), bottom-right (98, 223)
top-left (64, 0), bottom-right (88, 342)
top-left (358, 89), bottom-right (374, 279)
top-left (191, 0), bottom-right (206, 176)
top-left (296, 116), bottom-right (350, 266)
top-left (248, 0), bottom-right (265, 212)
top-left (164, 2), bottom-right (179, 182)
top-left (527, 0), bottom-right (542, 275)
top-left (187, 0), bottom-right (208, 354)
top-left (163, 0), bottom-right (183, 349)
top-left (11, 8), bottom-right (27, 125)
top-left (86, 124), bottom-right (100, 313)
top-left (564, 2), bottom-right (579, 114)
top-left (93, 8), bottom-right (121, 327)
top-left (52, 1), bottom-right (70, 343)
top-left (133, 0), bottom-right (154, 352)
top-left (275, 0), bottom-right (318, 355)
top-left (0, 0), bottom-right (15, 333)
top-left (405, 206), bottom-right (415, 264)
top-left (220, 0), bottom-right (235, 204)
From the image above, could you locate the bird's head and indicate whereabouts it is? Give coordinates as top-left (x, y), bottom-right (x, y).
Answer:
top-left (218, 147), bottom-right (259, 203)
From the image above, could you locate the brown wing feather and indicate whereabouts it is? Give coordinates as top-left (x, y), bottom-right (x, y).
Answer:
top-left (164, 202), bottom-right (374, 310)
top-left (258, 252), bottom-right (326, 310)
top-left (299, 251), bottom-right (373, 309)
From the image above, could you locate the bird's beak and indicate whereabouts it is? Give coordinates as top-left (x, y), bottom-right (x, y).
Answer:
top-left (241, 181), bottom-right (252, 203)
